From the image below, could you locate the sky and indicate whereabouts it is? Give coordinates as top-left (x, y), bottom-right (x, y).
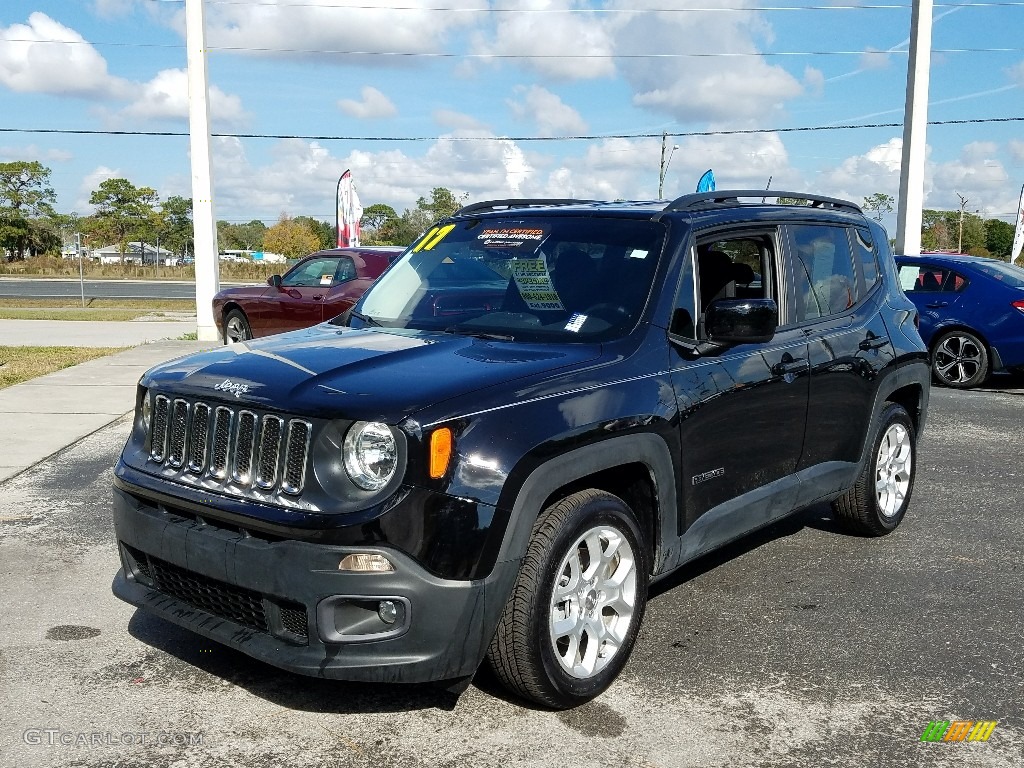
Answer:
top-left (1, 0), bottom-right (1023, 237)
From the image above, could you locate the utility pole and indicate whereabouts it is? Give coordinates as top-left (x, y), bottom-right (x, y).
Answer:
top-left (956, 192), bottom-right (968, 253)
top-left (658, 132), bottom-right (679, 199)
top-left (894, 0), bottom-right (934, 256)
top-left (185, 0), bottom-right (220, 341)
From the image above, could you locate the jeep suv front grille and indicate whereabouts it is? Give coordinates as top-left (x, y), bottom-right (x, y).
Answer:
top-left (149, 395), bottom-right (311, 496)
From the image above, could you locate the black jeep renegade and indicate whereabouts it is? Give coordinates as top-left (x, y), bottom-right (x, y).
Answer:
top-left (112, 191), bottom-right (930, 708)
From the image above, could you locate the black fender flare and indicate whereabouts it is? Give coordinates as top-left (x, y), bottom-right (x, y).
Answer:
top-left (493, 433), bottom-right (677, 571)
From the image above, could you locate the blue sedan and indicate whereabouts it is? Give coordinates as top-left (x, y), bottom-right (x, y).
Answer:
top-left (895, 253), bottom-right (1024, 388)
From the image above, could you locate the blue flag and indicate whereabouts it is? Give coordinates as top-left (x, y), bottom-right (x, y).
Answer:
top-left (696, 169), bottom-right (716, 193)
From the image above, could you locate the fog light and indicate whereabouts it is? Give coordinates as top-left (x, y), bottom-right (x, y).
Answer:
top-left (338, 553), bottom-right (394, 572)
top-left (378, 600), bottom-right (398, 625)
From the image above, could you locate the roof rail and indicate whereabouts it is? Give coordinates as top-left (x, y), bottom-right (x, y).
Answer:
top-left (664, 190), bottom-right (862, 214)
top-left (454, 198), bottom-right (599, 216)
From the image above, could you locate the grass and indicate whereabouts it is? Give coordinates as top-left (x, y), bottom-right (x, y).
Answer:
top-left (1, 255), bottom-right (280, 282)
top-left (0, 346), bottom-right (129, 390)
top-left (0, 297), bottom-right (196, 321)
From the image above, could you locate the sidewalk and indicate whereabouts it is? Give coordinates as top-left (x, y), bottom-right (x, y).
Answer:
top-left (0, 319), bottom-right (217, 482)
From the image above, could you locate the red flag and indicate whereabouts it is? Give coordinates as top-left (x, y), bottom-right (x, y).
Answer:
top-left (336, 169), bottom-right (363, 247)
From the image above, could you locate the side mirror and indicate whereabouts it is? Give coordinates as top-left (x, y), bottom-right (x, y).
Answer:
top-left (705, 298), bottom-right (778, 344)
top-left (268, 274), bottom-right (283, 289)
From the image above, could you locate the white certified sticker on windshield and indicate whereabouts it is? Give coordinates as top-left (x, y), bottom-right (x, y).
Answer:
top-left (512, 257), bottom-right (564, 311)
top-left (627, 249), bottom-right (649, 259)
top-left (564, 313), bottom-right (587, 332)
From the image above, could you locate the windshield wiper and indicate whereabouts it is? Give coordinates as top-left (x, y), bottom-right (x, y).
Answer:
top-left (347, 310), bottom-right (382, 327)
top-left (444, 326), bottom-right (515, 342)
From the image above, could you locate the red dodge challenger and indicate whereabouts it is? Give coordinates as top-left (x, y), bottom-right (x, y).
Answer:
top-left (212, 246), bottom-right (404, 343)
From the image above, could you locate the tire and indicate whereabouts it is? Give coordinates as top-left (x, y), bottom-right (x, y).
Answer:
top-left (832, 402), bottom-right (916, 536)
top-left (931, 329), bottom-right (988, 389)
top-left (486, 489), bottom-right (648, 709)
top-left (223, 309), bottom-right (252, 344)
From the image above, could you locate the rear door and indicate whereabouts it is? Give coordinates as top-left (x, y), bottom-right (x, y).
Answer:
top-left (896, 259), bottom-right (969, 343)
top-left (790, 223), bottom-right (895, 475)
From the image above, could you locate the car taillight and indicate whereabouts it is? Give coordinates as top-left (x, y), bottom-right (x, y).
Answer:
top-left (1013, 300), bottom-right (1024, 314)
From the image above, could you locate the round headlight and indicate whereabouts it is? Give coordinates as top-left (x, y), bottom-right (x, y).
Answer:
top-left (343, 421), bottom-right (398, 491)
top-left (141, 391), bottom-right (152, 432)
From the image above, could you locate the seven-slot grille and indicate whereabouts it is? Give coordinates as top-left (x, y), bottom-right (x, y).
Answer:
top-left (149, 395), bottom-right (311, 495)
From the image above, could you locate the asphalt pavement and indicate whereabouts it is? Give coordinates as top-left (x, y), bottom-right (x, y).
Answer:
top-left (0, 318), bottom-right (215, 482)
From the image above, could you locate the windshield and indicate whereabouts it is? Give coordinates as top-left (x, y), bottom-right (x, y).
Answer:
top-left (347, 215), bottom-right (666, 341)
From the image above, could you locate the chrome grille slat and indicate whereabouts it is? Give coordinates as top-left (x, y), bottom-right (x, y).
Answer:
top-left (150, 395), bottom-right (170, 462)
top-left (167, 399), bottom-right (190, 468)
top-left (187, 403), bottom-right (211, 473)
top-left (255, 416), bottom-right (284, 490)
top-left (234, 411), bottom-right (257, 484)
top-left (145, 397), bottom-right (310, 497)
top-left (282, 420), bottom-right (312, 494)
top-left (209, 407), bottom-right (233, 479)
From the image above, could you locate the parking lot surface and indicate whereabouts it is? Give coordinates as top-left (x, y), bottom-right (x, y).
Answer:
top-left (0, 384), bottom-right (1022, 767)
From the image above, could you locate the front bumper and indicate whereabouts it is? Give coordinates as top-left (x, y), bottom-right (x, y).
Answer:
top-left (111, 486), bottom-right (519, 683)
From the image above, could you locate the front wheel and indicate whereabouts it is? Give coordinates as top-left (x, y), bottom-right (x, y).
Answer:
top-left (932, 329), bottom-right (988, 388)
top-left (486, 489), bottom-right (648, 709)
top-left (832, 402), bottom-right (917, 536)
top-left (223, 309), bottom-right (252, 344)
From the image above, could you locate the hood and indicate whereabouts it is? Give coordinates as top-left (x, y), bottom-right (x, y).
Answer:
top-left (140, 324), bottom-right (601, 423)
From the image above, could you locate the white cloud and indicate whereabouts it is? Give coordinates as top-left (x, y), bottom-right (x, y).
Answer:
top-left (116, 69), bottom-right (248, 127)
top-left (0, 13), bottom-right (131, 99)
top-left (1007, 60), bottom-right (1024, 88)
top-left (929, 142), bottom-right (1010, 216)
top-left (610, 2), bottom-right (803, 123)
top-left (819, 138), bottom-right (906, 205)
top-left (0, 145), bottom-right (73, 163)
top-left (433, 110), bottom-right (491, 131)
top-left (859, 48), bottom-right (893, 71)
top-left (77, 165), bottom-right (121, 212)
top-left (203, 0), bottom-right (482, 63)
top-left (1008, 140), bottom-right (1024, 163)
top-left (469, 0), bottom-right (615, 80)
top-left (338, 86), bottom-right (398, 119)
top-left (803, 67), bottom-right (825, 98)
top-left (507, 85), bottom-right (588, 137)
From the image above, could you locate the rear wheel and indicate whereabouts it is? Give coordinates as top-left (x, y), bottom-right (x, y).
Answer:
top-left (931, 330), bottom-right (988, 388)
top-left (223, 309), bottom-right (252, 344)
top-left (832, 402), bottom-right (916, 536)
top-left (487, 489), bottom-right (648, 709)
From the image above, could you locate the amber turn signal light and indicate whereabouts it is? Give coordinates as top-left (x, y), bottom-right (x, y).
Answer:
top-left (429, 427), bottom-right (453, 479)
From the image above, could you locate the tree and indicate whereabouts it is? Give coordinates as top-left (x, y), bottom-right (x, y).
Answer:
top-left (416, 187), bottom-right (468, 220)
top-left (160, 196), bottom-right (193, 259)
top-left (863, 193), bottom-right (894, 222)
top-left (263, 214), bottom-right (319, 259)
top-left (88, 178), bottom-right (159, 261)
top-left (218, 220), bottom-right (266, 252)
top-left (0, 161), bottom-right (57, 260)
top-left (361, 203), bottom-right (397, 232)
top-left (293, 216), bottom-right (334, 250)
top-left (985, 219), bottom-right (1014, 260)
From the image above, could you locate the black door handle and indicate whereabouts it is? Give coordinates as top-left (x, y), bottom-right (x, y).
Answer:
top-left (771, 359), bottom-right (805, 376)
top-left (859, 336), bottom-right (890, 351)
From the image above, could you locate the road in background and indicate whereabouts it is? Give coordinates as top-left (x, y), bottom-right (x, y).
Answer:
top-left (0, 387), bottom-right (1021, 767)
top-left (0, 278), bottom-right (249, 301)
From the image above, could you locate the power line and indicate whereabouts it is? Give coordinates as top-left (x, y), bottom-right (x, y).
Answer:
top-left (146, 0), bottom-right (1024, 10)
top-left (6, 37), bottom-right (1024, 58)
top-left (3, 116), bottom-right (1023, 142)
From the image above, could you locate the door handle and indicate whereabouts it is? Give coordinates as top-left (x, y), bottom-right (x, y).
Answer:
top-left (312, 295), bottom-right (324, 302)
top-left (858, 336), bottom-right (890, 351)
top-left (771, 359), bottom-right (805, 376)
top-left (925, 301), bottom-right (948, 308)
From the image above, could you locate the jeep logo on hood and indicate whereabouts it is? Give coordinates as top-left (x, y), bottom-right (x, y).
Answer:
top-left (214, 379), bottom-right (251, 398)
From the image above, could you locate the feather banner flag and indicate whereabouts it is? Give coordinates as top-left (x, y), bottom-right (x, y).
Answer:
top-left (696, 169), bottom-right (716, 193)
top-left (336, 169), bottom-right (363, 248)
top-left (1011, 183), bottom-right (1024, 265)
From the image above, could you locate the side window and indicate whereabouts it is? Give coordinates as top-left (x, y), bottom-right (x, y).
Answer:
top-left (853, 228), bottom-right (880, 295)
top-left (790, 224), bottom-right (857, 321)
top-left (282, 257), bottom-right (337, 288)
top-left (333, 257), bottom-right (356, 283)
top-left (898, 264), bottom-right (963, 293)
top-left (683, 232), bottom-right (778, 334)
top-left (670, 246), bottom-right (697, 340)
